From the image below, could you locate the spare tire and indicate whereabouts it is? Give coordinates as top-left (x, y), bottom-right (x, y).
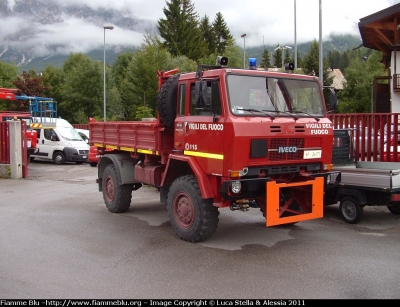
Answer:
top-left (157, 73), bottom-right (181, 129)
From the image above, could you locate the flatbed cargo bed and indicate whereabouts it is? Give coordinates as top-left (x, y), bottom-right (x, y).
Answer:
top-left (334, 161), bottom-right (400, 190)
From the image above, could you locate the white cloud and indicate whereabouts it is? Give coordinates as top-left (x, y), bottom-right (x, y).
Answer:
top-left (2, 0), bottom-right (400, 56)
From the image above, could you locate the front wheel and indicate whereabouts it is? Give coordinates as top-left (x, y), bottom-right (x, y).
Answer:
top-left (167, 175), bottom-right (219, 242)
top-left (102, 164), bottom-right (132, 213)
top-left (387, 204), bottom-right (400, 215)
top-left (53, 151), bottom-right (65, 165)
top-left (339, 196), bottom-right (363, 224)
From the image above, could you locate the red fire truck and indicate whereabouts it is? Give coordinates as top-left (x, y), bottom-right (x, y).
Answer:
top-left (89, 57), bottom-right (337, 242)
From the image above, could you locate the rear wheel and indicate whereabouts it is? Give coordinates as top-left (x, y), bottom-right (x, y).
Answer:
top-left (89, 162), bottom-right (97, 167)
top-left (167, 175), bottom-right (219, 242)
top-left (339, 196), bottom-right (363, 224)
top-left (53, 152), bottom-right (65, 165)
top-left (102, 164), bottom-right (132, 213)
top-left (387, 205), bottom-right (400, 215)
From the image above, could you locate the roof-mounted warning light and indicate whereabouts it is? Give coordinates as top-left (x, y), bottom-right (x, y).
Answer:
top-left (249, 58), bottom-right (256, 70)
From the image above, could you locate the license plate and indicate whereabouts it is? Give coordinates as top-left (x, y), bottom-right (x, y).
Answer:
top-left (303, 150), bottom-right (321, 159)
top-left (83, 156), bottom-right (87, 158)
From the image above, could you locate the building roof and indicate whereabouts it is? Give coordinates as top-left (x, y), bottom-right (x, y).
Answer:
top-left (328, 69), bottom-right (346, 90)
top-left (358, 3), bottom-right (400, 58)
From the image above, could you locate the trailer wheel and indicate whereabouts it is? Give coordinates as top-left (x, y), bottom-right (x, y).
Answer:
top-left (157, 73), bottom-right (181, 129)
top-left (53, 151), bottom-right (65, 165)
top-left (339, 196), bottom-right (363, 224)
top-left (387, 205), bottom-right (400, 215)
top-left (167, 175), bottom-right (219, 242)
top-left (102, 164), bottom-right (132, 213)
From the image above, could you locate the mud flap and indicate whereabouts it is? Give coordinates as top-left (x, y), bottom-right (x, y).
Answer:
top-left (265, 177), bottom-right (324, 226)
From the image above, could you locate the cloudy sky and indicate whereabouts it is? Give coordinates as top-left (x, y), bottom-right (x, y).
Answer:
top-left (3, 0), bottom-right (400, 56)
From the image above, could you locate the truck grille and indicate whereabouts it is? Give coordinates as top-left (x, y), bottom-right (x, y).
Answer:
top-left (267, 138), bottom-right (321, 161)
top-left (269, 138), bottom-right (303, 161)
top-left (79, 150), bottom-right (89, 155)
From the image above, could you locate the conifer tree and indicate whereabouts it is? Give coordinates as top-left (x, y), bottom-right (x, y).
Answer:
top-left (157, 0), bottom-right (205, 61)
top-left (212, 12), bottom-right (233, 55)
top-left (200, 15), bottom-right (216, 55)
top-left (260, 49), bottom-right (271, 69)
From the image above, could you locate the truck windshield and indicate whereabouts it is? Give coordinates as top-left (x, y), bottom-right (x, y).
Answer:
top-left (227, 74), bottom-right (325, 118)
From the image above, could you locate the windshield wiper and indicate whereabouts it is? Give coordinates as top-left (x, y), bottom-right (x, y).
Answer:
top-left (262, 109), bottom-right (298, 120)
top-left (291, 109), bottom-right (320, 121)
top-left (238, 108), bottom-right (276, 119)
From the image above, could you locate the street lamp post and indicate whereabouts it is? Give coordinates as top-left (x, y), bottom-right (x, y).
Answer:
top-left (103, 25), bottom-right (114, 122)
top-left (274, 45), bottom-right (292, 71)
top-left (241, 34), bottom-right (246, 68)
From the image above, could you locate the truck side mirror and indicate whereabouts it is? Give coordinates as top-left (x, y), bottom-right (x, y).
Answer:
top-left (195, 81), bottom-right (207, 108)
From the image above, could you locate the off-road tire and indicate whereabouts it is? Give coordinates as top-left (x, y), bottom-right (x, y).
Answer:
top-left (339, 196), bottom-right (363, 224)
top-left (53, 151), bottom-right (65, 165)
top-left (102, 164), bottom-right (132, 213)
top-left (387, 204), bottom-right (400, 215)
top-left (157, 73), bottom-right (181, 129)
top-left (167, 175), bottom-right (219, 242)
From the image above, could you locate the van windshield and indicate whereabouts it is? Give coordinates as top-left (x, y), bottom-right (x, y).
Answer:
top-left (227, 74), bottom-right (325, 118)
top-left (57, 127), bottom-right (84, 141)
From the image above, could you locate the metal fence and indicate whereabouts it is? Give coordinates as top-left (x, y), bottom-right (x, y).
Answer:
top-left (72, 112), bottom-right (400, 163)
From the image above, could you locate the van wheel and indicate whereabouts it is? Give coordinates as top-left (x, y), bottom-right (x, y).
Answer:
top-left (339, 196), bottom-right (363, 224)
top-left (53, 152), bottom-right (65, 165)
top-left (157, 73), bottom-right (180, 129)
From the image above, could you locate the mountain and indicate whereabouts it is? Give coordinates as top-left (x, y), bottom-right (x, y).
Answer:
top-left (0, 0), bottom-right (362, 72)
top-left (0, 0), bottom-right (154, 71)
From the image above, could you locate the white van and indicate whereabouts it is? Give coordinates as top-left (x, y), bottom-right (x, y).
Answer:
top-left (30, 117), bottom-right (89, 165)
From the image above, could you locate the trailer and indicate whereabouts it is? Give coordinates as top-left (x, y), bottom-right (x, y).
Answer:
top-left (325, 129), bottom-right (400, 223)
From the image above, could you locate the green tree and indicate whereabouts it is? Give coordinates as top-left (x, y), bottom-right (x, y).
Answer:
top-left (122, 34), bottom-right (171, 119)
top-left (0, 60), bottom-right (18, 88)
top-left (42, 65), bottom-right (64, 103)
top-left (212, 12), bottom-right (233, 55)
top-left (112, 51), bottom-right (135, 120)
top-left (198, 38), bottom-right (242, 68)
top-left (0, 60), bottom-right (19, 110)
top-left (157, 0), bottom-right (205, 61)
top-left (284, 48), bottom-right (292, 66)
top-left (260, 49), bottom-right (271, 69)
top-left (272, 44), bottom-right (282, 68)
top-left (200, 15), bottom-right (215, 55)
top-left (60, 53), bottom-right (122, 123)
top-left (337, 50), bottom-right (386, 113)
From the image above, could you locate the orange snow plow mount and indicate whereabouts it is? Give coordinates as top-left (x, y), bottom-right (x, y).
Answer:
top-left (266, 177), bottom-right (324, 226)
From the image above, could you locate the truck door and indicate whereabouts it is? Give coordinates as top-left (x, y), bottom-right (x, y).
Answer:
top-left (174, 80), bottom-right (224, 175)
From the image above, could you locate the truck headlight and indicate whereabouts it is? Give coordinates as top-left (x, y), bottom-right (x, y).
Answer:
top-left (230, 181), bottom-right (242, 194)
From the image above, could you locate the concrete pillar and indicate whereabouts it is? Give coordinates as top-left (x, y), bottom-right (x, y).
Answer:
top-left (9, 120), bottom-right (22, 179)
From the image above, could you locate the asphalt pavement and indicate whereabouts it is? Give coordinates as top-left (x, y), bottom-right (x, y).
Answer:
top-left (0, 160), bottom-right (399, 299)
